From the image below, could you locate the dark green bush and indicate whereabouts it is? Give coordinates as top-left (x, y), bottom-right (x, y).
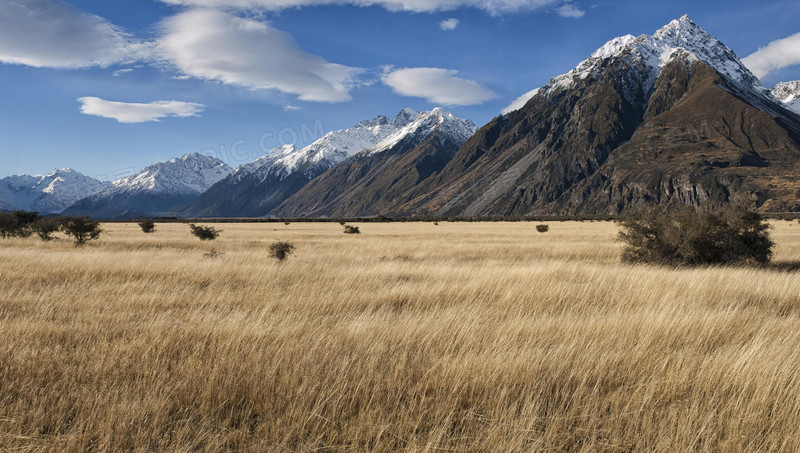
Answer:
top-left (190, 224), bottom-right (221, 241)
top-left (31, 217), bottom-right (61, 241)
top-left (138, 218), bottom-right (156, 233)
top-left (269, 241), bottom-right (295, 262)
top-left (343, 225), bottom-right (360, 235)
top-left (60, 216), bottom-right (102, 246)
top-left (536, 224), bottom-right (550, 233)
top-left (0, 211), bottom-right (40, 238)
top-left (618, 204), bottom-right (773, 266)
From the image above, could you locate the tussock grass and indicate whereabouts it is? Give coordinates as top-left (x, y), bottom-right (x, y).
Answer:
top-left (1, 221), bottom-right (799, 452)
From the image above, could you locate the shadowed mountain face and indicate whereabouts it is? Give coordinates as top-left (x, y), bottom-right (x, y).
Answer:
top-left (388, 17), bottom-right (800, 217)
top-left (181, 109), bottom-right (435, 218)
top-left (273, 109), bottom-right (475, 217)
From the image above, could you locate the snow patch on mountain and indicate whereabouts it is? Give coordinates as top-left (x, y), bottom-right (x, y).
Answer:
top-left (0, 169), bottom-right (108, 214)
top-left (503, 15), bottom-right (770, 114)
top-left (772, 81), bottom-right (800, 114)
top-left (232, 109), bottom-right (427, 183)
top-left (96, 153), bottom-right (231, 198)
top-left (370, 108), bottom-right (477, 154)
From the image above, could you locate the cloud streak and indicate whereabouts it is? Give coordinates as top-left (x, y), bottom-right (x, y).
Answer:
top-left (157, 9), bottom-right (360, 102)
top-left (0, 0), bottom-right (142, 68)
top-left (77, 97), bottom-right (205, 123)
top-left (501, 87), bottom-right (540, 114)
top-left (383, 67), bottom-right (497, 105)
top-left (743, 32), bottom-right (800, 79)
top-left (158, 0), bottom-right (566, 15)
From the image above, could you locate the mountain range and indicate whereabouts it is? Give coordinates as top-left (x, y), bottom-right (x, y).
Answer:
top-left (63, 153), bottom-right (232, 219)
top-left (0, 169), bottom-right (107, 214)
top-left (4, 16), bottom-right (800, 219)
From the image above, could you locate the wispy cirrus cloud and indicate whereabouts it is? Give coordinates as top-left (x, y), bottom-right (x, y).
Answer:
top-left (77, 97), bottom-right (205, 123)
top-left (157, 0), bottom-right (571, 15)
top-left (0, 0), bottom-right (145, 68)
top-left (383, 67), bottom-right (497, 105)
top-left (157, 9), bottom-right (360, 102)
top-left (743, 32), bottom-right (800, 79)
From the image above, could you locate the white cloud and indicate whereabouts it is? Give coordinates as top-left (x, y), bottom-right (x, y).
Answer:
top-left (158, 0), bottom-right (564, 15)
top-left (743, 33), bottom-right (800, 79)
top-left (283, 104), bottom-right (302, 111)
top-left (439, 18), bottom-right (460, 31)
top-left (157, 9), bottom-right (359, 102)
top-left (77, 97), bottom-right (205, 123)
top-left (0, 0), bottom-right (143, 68)
top-left (112, 68), bottom-right (134, 77)
top-left (383, 67), bottom-right (497, 105)
top-left (555, 2), bottom-right (584, 18)
top-left (501, 87), bottom-right (540, 114)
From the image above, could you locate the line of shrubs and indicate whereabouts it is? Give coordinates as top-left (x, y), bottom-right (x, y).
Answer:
top-left (0, 211), bottom-right (102, 246)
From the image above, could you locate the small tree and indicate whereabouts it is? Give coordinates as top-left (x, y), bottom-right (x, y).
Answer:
top-left (269, 241), bottom-right (295, 262)
top-left (618, 204), bottom-right (773, 266)
top-left (189, 224), bottom-right (220, 241)
top-left (60, 216), bottom-right (102, 246)
top-left (343, 224), bottom-right (360, 235)
top-left (0, 211), bottom-right (40, 238)
top-left (138, 218), bottom-right (156, 233)
top-left (31, 217), bottom-right (61, 241)
top-left (536, 224), bottom-right (550, 233)
top-left (0, 212), bottom-right (19, 238)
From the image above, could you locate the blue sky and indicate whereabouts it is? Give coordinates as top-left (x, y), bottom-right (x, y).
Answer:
top-left (2, 0), bottom-right (799, 180)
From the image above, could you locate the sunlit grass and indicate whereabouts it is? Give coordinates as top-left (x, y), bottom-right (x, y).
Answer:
top-left (1, 221), bottom-right (799, 452)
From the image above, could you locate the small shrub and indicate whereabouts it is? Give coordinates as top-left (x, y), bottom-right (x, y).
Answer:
top-left (433, 221), bottom-right (439, 226)
top-left (31, 217), bottom-right (61, 241)
top-left (338, 221), bottom-right (346, 225)
top-left (343, 224), bottom-right (360, 235)
top-left (618, 204), bottom-right (773, 266)
top-left (269, 241), bottom-right (295, 262)
top-left (536, 224), bottom-right (550, 233)
top-left (284, 222), bottom-right (290, 226)
top-left (189, 224), bottom-right (220, 241)
top-left (138, 218), bottom-right (156, 233)
top-left (60, 216), bottom-right (102, 246)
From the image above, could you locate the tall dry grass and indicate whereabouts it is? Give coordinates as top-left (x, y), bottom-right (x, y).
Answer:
top-left (1, 221), bottom-right (799, 452)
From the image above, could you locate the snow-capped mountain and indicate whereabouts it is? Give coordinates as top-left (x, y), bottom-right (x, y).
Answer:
top-left (394, 16), bottom-right (800, 217)
top-left (272, 108), bottom-right (476, 217)
top-left (103, 153), bottom-right (231, 196)
top-left (369, 108), bottom-right (476, 155)
top-left (772, 81), bottom-right (800, 114)
top-left (232, 108), bottom-right (422, 184)
top-left (182, 108), bottom-right (459, 217)
top-left (64, 153), bottom-right (231, 219)
top-left (510, 15), bottom-right (769, 113)
top-left (0, 169), bottom-right (107, 214)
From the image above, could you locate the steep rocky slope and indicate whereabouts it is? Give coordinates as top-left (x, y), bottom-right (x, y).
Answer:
top-left (393, 16), bottom-right (800, 216)
top-left (273, 108), bottom-right (475, 217)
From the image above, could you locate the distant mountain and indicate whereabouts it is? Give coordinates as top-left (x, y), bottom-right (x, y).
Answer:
top-left (772, 81), bottom-right (800, 114)
top-left (393, 15), bottom-right (800, 217)
top-left (181, 108), bottom-right (428, 217)
top-left (274, 108), bottom-right (476, 217)
top-left (0, 169), bottom-right (107, 214)
top-left (64, 153), bottom-right (231, 219)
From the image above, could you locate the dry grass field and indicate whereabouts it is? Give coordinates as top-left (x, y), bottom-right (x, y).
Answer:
top-left (1, 221), bottom-right (800, 452)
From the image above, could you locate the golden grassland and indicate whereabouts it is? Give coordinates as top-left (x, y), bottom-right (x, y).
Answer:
top-left (1, 221), bottom-right (800, 452)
